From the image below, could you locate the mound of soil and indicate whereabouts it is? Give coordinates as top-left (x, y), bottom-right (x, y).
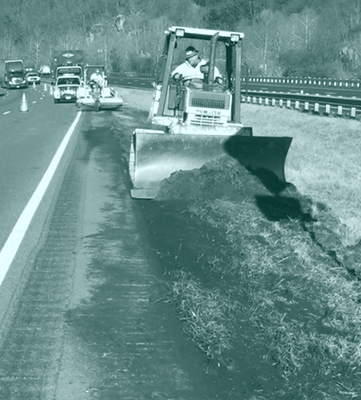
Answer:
top-left (156, 155), bottom-right (270, 201)
top-left (156, 155), bottom-right (319, 224)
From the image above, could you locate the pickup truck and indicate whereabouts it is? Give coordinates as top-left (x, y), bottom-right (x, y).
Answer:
top-left (53, 74), bottom-right (81, 103)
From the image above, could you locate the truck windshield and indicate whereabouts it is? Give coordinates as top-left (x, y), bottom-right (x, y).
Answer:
top-left (9, 71), bottom-right (24, 77)
top-left (58, 78), bottom-right (80, 85)
top-left (58, 68), bottom-right (81, 76)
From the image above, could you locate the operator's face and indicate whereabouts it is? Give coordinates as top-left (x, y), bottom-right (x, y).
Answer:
top-left (187, 54), bottom-right (199, 66)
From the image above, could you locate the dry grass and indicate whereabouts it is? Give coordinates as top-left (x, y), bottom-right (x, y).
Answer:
top-left (166, 105), bottom-right (361, 396)
top-left (120, 89), bottom-right (361, 397)
top-left (185, 196), bottom-right (361, 397)
top-left (165, 270), bottom-right (238, 361)
top-left (241, 104), bottom-right (361, 244)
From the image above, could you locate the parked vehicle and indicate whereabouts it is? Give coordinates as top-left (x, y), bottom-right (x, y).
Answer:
top-left (25, 66), bottom-right (36, 74)
top-left (39, 65), bottom-right (51, 78)
top-left (3, 60), bottom-right (27, 89)
top-left (53, 74), bottom-right (81, 103)
top-left (25, 72), bottom-right (41, 85)
top-left (55, 65), bottom-right (82, 80)
top-left (51, 50), bottom-right (84, 81)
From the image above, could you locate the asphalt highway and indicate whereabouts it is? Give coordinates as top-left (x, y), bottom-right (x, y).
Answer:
top-left (0, 85), bottom-right (238, 399)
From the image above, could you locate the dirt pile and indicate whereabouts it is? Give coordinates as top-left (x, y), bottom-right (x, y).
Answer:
top-left (157, 155), bottom-right (285, 201)
top-left (155, 154), bottom-right (322, 224)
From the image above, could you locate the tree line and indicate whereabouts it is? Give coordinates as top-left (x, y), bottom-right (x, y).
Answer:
top-left (1, 0), bottom-right (361, 79)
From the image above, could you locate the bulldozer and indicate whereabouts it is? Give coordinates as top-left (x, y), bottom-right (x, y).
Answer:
top-left (129, 26), bottom-right (292, 199)
top-left (76, 65), bottom-right (123, 111)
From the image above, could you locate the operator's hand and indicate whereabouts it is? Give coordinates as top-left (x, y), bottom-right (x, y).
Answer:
top-left (173, 73), bottom-right (183, 81)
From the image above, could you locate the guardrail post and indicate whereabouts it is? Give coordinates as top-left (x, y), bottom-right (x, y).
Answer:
top-left (337, 106), bottom-right (342, 116)
top-left (286, 99), bottom-right (291, 108)
top-left (259, 97), bottom-right (263, 105)
top-left (279, 99), bottom-right (283, 107)
top-left (271, 98), bottom-right (276, 106)
top-left (304, 102), bottom-right (309, 111)
top-left (325, 104), bottom-right (331, 114)
top-left (351, 107), bottom-right (356, 118)
top-left (265, 98), bottom-right (269, 106)
top-left (314, 103), bottom-right (319, 113)
top-left (295, 101), bottom-right (300, 110)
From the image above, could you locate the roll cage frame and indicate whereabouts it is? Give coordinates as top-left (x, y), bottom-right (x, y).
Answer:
top-left (156, 26), bottom-right (244, 123)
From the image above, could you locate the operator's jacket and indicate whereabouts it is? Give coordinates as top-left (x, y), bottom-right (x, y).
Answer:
top-left (90, 73), bottom-right (104, 86)
top-left (171, 59), bottom-right (221, 81)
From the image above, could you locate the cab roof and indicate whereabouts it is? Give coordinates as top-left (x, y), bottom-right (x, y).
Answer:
top-left (167, 26), bottom-right (244, 42)
top-left (57, 74), bottom-right (80, 78)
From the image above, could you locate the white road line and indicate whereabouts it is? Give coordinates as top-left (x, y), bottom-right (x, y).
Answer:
top-left (0, 111), bottom-right (82, 286)
top-left (3, 111), bottom-right (11, 115)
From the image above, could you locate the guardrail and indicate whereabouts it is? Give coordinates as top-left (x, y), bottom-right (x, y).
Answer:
top-left (116, 72), bottom-right (154, 78)
top-left (108, 74), bottom-right (361, 119)
top-left (242, 90), bottom-right (361, 118)
top-left (114, 73), bottom-right (361, 91)
top-left (243, 76), bottom-right (361, 88)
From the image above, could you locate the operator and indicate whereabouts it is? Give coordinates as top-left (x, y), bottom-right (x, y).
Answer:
top-left (90, 69), bottom-right (104, 87)
top-left (171, 46), bottom-right (223, 84)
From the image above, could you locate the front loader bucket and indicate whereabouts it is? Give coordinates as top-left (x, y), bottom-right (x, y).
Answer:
top-left (129, 130), bottom-right (292, 199)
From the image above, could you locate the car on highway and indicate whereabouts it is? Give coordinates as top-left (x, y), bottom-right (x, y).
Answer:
top-left (25, 72), bottom-right (41, 85)
top-left (53, 74), bottom-right (81, 103)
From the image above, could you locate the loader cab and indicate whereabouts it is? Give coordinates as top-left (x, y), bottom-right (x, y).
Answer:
top-left (152, 26), bottom-right (244, 126)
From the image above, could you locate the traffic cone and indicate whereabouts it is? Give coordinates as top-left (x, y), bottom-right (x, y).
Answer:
top-left (20, 93), bottom-right (29, 112)
top-left (50, 85), bottom-right (53, 95)
top-left (33, 81), bottom-right (36, 89)
top-left (44, 83), bottom-right (47, 92)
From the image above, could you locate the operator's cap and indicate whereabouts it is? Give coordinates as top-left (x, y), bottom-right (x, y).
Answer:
top-left (185, 46), bottom-right (199, 59)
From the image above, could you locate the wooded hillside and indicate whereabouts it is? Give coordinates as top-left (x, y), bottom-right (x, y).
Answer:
top-left (1, 0), bottom-right (361, 78)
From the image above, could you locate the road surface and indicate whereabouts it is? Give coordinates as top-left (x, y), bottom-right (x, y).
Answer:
top-left (0, 85), bottom-right (242, 399)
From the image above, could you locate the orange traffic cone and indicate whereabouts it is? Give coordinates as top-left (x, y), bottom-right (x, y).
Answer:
top-left (20, 93), bottom-right (29, 112)
top-left (33, 81), bottom-right (36, 89)
top-left (50, 85), bottom-right (53, 95)
top-left (44, 83), bottom-right (47, 92)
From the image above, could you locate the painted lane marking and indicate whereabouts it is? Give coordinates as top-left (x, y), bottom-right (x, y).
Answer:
top-left (3, 111), bottom-right (11, 115)
top-left (0, 111), bottom-right (82, 286)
